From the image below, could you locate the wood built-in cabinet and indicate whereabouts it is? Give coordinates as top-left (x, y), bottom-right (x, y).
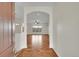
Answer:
top-left (0, 3), bottom-right (14, 57)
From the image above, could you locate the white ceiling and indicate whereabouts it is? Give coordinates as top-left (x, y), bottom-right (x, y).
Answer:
top-left (15, 2), bottom-right (55, 23)
top-left (15, 2), bottom-right (79, 23)
top-left (15, 2), bottom-right (79, 34)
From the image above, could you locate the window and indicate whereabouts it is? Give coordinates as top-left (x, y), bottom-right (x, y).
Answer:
top-left (32, 26), bottom-right (42, 32)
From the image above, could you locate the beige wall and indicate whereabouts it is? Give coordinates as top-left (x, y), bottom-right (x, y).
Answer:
top-left (53, 3), bottom-right (79, 57)
top-left (15, 4), bottom-right (54, 52)
top-left (15, 3), bottom-right (79, 56)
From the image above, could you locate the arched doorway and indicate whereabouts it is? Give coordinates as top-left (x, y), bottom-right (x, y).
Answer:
top-left (27, 11), bottom-right (49, 49)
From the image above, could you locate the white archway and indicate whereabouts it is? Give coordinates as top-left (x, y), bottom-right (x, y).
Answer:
top-left (24, 6), bottom-right (53, 48)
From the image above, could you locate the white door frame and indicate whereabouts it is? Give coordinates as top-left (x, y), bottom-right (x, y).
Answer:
top-left (24, 6), bottom-right (53, 48)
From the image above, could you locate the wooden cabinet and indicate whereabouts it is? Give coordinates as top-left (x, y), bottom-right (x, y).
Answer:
top-left (0, 3), bottom-right (14, 57)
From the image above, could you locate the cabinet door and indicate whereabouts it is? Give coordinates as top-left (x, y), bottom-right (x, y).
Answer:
top-left (0, 16), bottom-right (4, 54)
top-left (0, 3), bottom-right (14, 57)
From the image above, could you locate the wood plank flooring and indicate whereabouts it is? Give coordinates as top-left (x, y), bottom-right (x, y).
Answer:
top-left (15, 48), bottom-right (58, 57)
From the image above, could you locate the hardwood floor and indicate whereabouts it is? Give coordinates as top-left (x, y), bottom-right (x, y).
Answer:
top-left (16, 34), bottom-right (58, 57)
top-left (15, 48), bottom-right (58, 57)
top-left (27, 34), bottom-right (49, 49)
